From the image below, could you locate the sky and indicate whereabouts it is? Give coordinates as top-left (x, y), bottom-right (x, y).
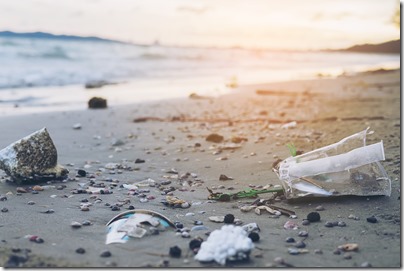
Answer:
top-left (0, 0), bottom-right (400, 50)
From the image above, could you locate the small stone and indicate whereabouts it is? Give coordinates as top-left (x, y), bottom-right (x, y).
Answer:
top-left (27, 201), bottom-right (35, 205)
top-left (76, 248), bottom-right (86, 254)
top-left (360, 262), bottom-right (372, 267)
top-left (82, 220), bottom-right (92, 226)
top-left (16, 187), bottom-right (27, 193)
top-left (135, 158), bottom-right (145, 164)
top-left (80, 206), bottom-right (90, 211)
top-left (314, 249), bottom-right (323, 255)
top-left (333, 249), bottom-right (342, 255)
top-left (295, 241), bottom-right (306, 248)
top-left (288, 248), bottom-right (300, 255)
top-left (248, 232), bottom-right (260, 242)
top-left (194, 221), bottom-right (203, 225)
top-left (111, 206), bottom-right (120, 211)
top-left (224, 214), bottom-right (235, 224)
top-left (315, 205), bottom-right (325, 211)
top-left (337, 221), bottom-right (346, 227)
top-left (298, 231), bottom-right (308, 237)
top-left (1, 207), bottom-right (9, 212)
top-left (32, 185), bottom-right (44, 191)
top-left (285, 237), bottom-right (295, 243)
top-left (128, 205), bottom-right (135, 210)
top-left (88, 97), bottom-right (107, 109)
top-left (366, 216), bottom-right (378, 223)
top-left (189, 239), bottom-right (202, 252)
top-left (343, 253), bottom-right (352, 260)
top-left (181, 202), bottom-right (190, 209)
top-left (324, 221), bottom-right (334, 228)
top-left (77, 170), bottom-right (86, 177)
top-left (174, 222), bottom-right (184, 229)
top-left (72, 123), bottom-right (82, 130)
top-left (169, 246), bottom-right (182, 258)
top-left (301, 219), bottom-right (310, 226)
top-left (181, 232), bottom-right (190, 238)
top-left (331, 221), bottom-right (339, 226)
top-left (219, 174), bottom-right (233, 181)
top-left (100, 250), bottom-right (111, 257)
top-left (71, 221), bottom-right (82, 228)
top-left (307, 212), bottom-right (321, 222)
top-left (206, 133), bottom-right (224, 143)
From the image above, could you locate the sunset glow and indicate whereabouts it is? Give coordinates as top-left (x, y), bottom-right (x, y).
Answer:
top-left (0, 0), bottom-right (399, 50)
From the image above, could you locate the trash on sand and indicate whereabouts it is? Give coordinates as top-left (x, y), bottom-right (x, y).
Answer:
top-left (207, 187), bottom-right (284, 202)
top-left (0, 128), bottom-right (68, 183)
top-left (194, 225), bottom-right (254, 265)
top-left (105, 209), bottom-right (176, 244)
top-left (273, 127), bottom-right (391, 199)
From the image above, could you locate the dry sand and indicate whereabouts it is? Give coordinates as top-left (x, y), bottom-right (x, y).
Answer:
top-left (0, 69), bottom-right (400, 268)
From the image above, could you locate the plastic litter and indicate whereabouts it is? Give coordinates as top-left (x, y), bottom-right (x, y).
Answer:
top-left (274, 127), bottom-right (391, 199)
top-left (194, 225), bottom-right (254, 265)
top-left (105, 209), bottom-right (176, 244)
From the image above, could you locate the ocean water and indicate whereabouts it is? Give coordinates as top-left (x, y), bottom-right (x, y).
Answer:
top-left (0, 37), bottom-right (400, 115)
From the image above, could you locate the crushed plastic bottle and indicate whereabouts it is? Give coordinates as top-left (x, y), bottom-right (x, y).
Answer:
top-left (273, 127), bottom-right (391, 199)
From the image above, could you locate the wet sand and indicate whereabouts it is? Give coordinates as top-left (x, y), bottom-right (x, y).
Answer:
top-left (0, 69), bottom-right (400, 268)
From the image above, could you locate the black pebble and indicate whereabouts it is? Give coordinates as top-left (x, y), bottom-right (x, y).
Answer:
top-left (34, 238), bottom-right (44, 243)
top-left (76, 248), bottom-right (86, 254)
top-left (285, 237), bottom-right (295, 243)
top-left (248, 232), bottom-right (260, 242)
top-left (135, 158), bottom-right (145, 164)
top-left (295, 241), bottom-right (306, 248)
top-left (174, 222), bottom-right (183, 229)
top-left (128, 205), bottom-right (135, 210)
top-left (77, 169), bottom-right (86, 177)
top-left (169, 246), bottom-right (182, 258)
top-left (189, 239), bottom-right (202, 251)
top-left (100, 250), bottom-right (111, 257)
top-left (307, 212), bottom-right (321, 222)
top-left (224, 214), bottom-right (235, 224)
top-left (367, 216), bottom-right (378, 223)
top-left (1, 207), bottom-right (9, 212)
top-left (111, 206), bottom-right (120, 211)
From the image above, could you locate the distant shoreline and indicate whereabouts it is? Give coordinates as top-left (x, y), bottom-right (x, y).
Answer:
top-left (0, 31), bottom-right (400, 54)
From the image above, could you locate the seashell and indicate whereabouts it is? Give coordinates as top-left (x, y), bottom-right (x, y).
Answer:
top-left (283, 221), bottom-right (299, 230)
top-left (338, 243), bottom-right (359, 251)
top-left (0, 128), bottom-right (68, 183)
top-left (209, 216), bottom-right (224, 223)
top-left (32, 185), bottom-right (44, 191)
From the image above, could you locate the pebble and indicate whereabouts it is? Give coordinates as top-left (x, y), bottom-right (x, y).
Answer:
top-left (1, 207), bottom-right (8, 212)
top-left (224, 214), bottom-right (235, 224)
top-left (32, 185), bottom-right (44, 191)
top-left (301, 219), bottom-right (310, 226)
top-left (71, 222), bottom-right (82, 228)
top-left (77, 170), bottom-right (87, 177)
top-left (348, 214), bottom-right (359, 220)
top-left (29, 236), bottom-right (44, 243)
top-left (295, 241), bottom-right (306, 248)
top-left (307, 212), bottom-right (321, 222)
top-left (72, 123), bottom-right (82, 130)
top-left (288, 248), bottom-right (300, 255)
top-left (366, 216), bottom-right (378, 223)
top-left (283, 221), bottom-right (299, 230)
top-left (314, 249), bottom-right (323, 254)
top-left (189, 239), bottom-right (202, 252)
top-left (80, 206), bottom-right (90, 211)
top-left (76, 248), bottom-right (86, 254)
top-left (285, 237), bottom-right (295, 243)
top-left (111, 206), bottom-right (120, 211)
top-left (360, 262), bottom-right (372, 267)
top-left (169, 246), bottom-right (182, 258)
top-left (135, 158), bottom-right (145, 164)
top-left (27, 201), bottom-right (35, 205)
top-left (191, 226), bottom-right (209, 231)
top-left (16, 187), bottom-right (27, 193)
top-left (194, 221), bottom-right (203, 225)
top-left (181, 202), bottom-right (190, 209)
top-left (333, 249), bottom-right (341, 255)
top-left (343, 253), bottom-right (352, 260)
top-left (181, 232), bottom-right (190, 238)
top-left (315, 205), bottom-right (325, 211)
top-left (298, 231), bottom-right (308, 237)
top-left (100, 250), bottom-right (112, 257)
top-left (82, 220), bottom-right (92, 226)
top-left (185, 212), bottom-right (194, 216)
top-left (324, 221), bottom-right (334, 228)
top-left (174, 222), bottom-right (184, 229)
top-left (337, 221), bottom-right (346, 227)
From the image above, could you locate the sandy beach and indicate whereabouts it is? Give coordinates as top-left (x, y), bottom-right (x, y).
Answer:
top-left (0, 69), bottom-right (400, 268)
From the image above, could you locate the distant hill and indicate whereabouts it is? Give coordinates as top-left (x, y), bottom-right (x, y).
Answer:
top-left (333, 40), bottom-right (400, 54)
top-left (0, 31), bottom-right (124, 44)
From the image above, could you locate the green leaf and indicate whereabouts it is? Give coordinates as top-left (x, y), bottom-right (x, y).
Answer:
top-left (286, 143), bottom-right (297, 157)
